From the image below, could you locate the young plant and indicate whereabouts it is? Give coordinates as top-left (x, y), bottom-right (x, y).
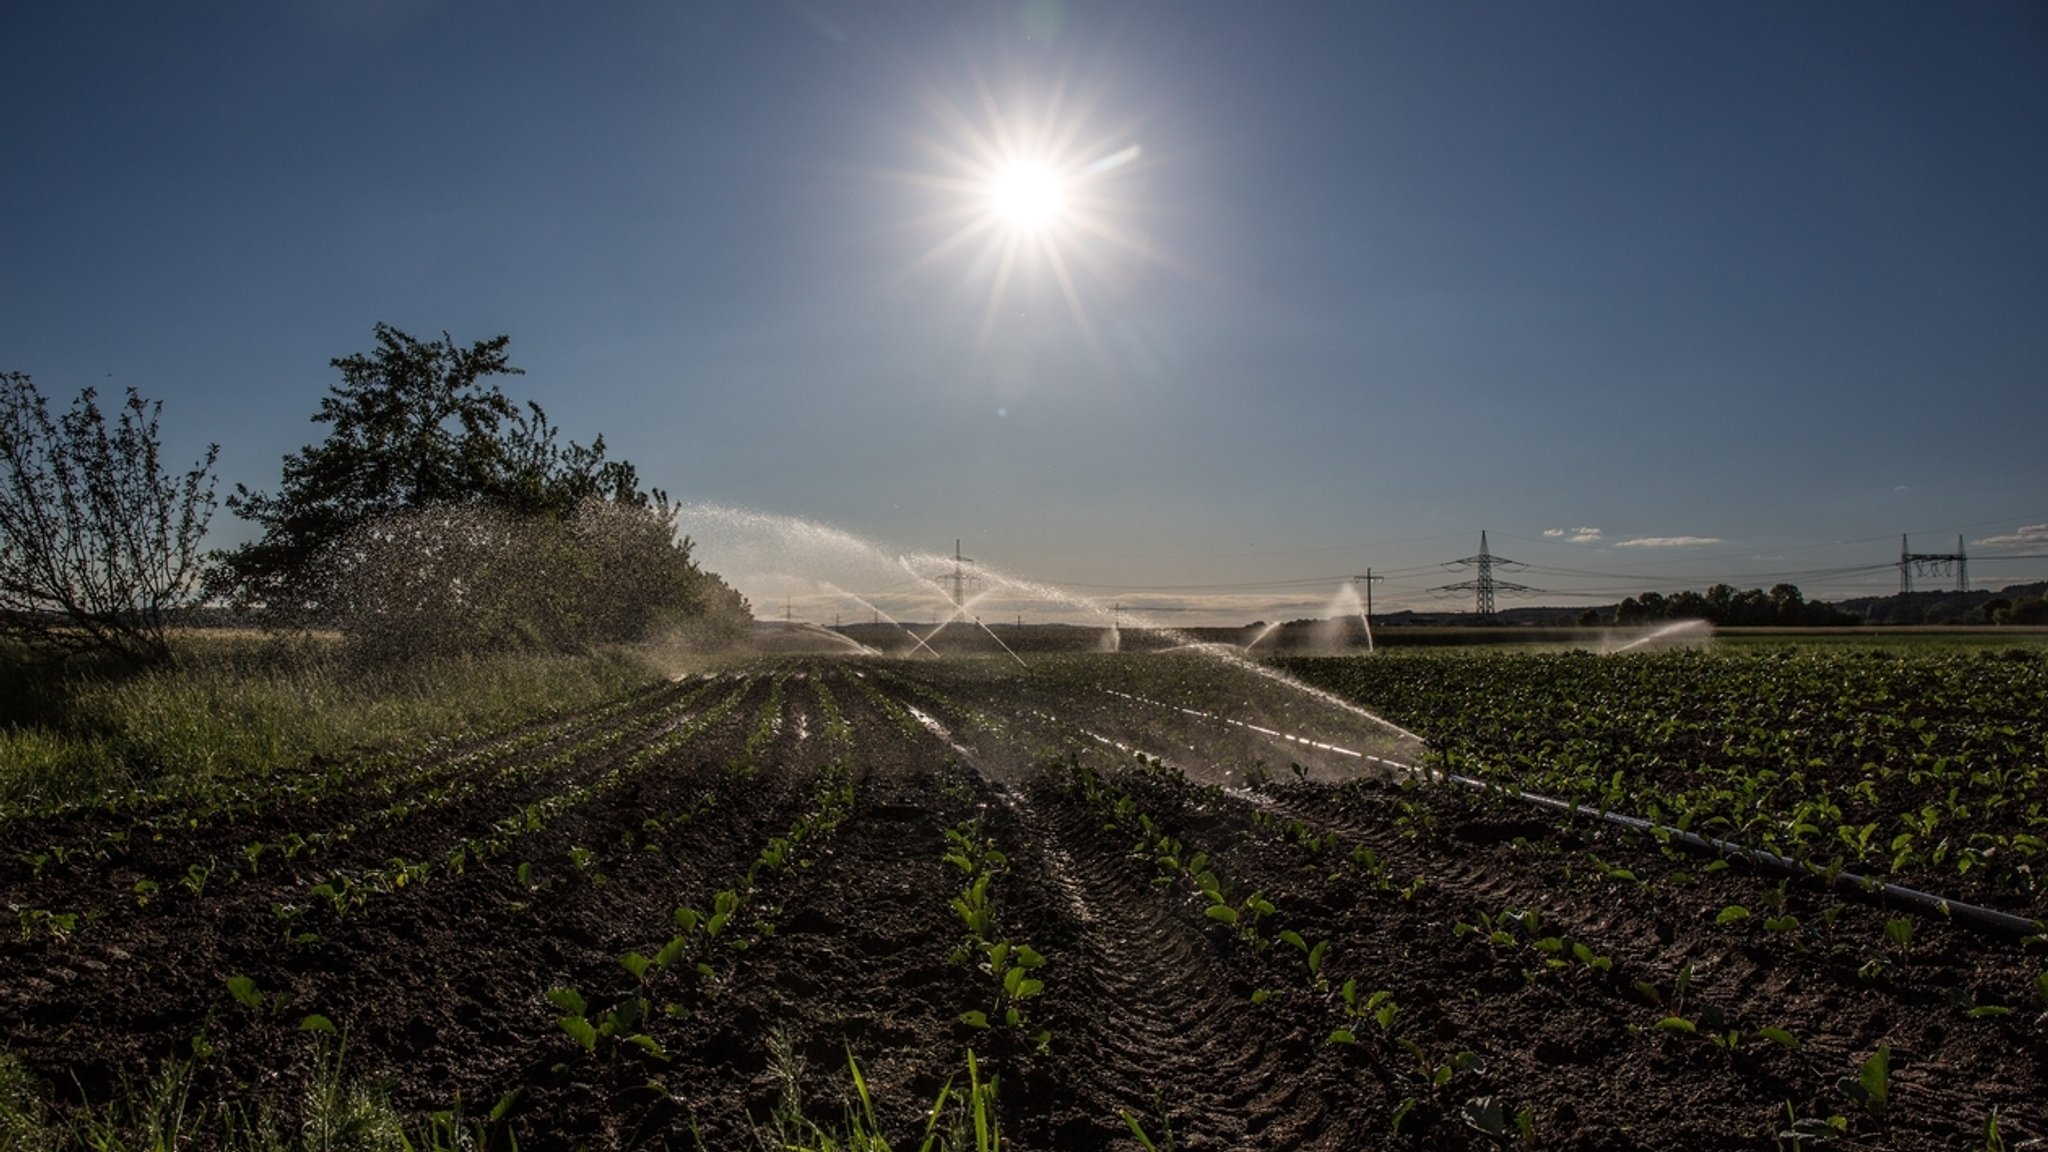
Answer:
top-left (1838, 1044), bottom-right (1890, 1122)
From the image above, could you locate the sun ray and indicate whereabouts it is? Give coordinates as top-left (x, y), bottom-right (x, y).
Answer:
top-left (974, 232), bottom-right (1025, 356)
top-left (1041, 235), bottom-right (1111, 369)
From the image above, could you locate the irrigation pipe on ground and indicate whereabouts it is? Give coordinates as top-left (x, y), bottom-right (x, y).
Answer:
top-left (1430, 766), bottom-right (2044, 939)
top-left (1095, 685), bottom-right (2043, 938)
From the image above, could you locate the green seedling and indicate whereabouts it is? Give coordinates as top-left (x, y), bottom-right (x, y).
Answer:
top-left (1391, 1096), bottom-right (1420, 1134)
top-left (1569, 941), bottom-right (1612, 972)
top-left (1587, 853), bottom-right (1637, 882)
top-left (1462, 1095), bottom-right (1536, 1146)
top-left (16, 908), bottom-right (79, 941)
top-left (1838, 1044), bottom-right (1890, 1121)
top-left (225, 973), bottom-right (285, 1015)
top-left (1400, 1041), bottom-right (1482, 1097)
top-left (1118, 1088), bottom-right (1178, 1152)
top-left (953, 874), bottom-right (995, 941)
top-left (546, 987), bottom-right (667, 1062)
top-left (226, 975), bottom-right (263, 1010)
top-left (1778, 1102), bottom-right (1850, 1147)
top-left (1276, 931), bottom-right (1330, 985)
top-left (1329, 979), bottom-right (1399, 1045)
top-left (307, 875), bottom-right (362, 919)
top-left (180, 861), bottom-right (213, 897)
top-left (1758, 1026), bottom-right (1800, 1050)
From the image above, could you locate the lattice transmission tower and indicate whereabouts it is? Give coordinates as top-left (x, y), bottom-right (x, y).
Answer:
top-left (933, 539), bottom-right (979, 608)
top-left (1434, 531), bottom-right (1536, 615)
top-left (1899, 535), bottom-right (1968, 594)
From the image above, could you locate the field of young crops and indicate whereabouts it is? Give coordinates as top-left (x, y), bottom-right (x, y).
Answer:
top-left (2, 648), bottom-right (2043, 1150)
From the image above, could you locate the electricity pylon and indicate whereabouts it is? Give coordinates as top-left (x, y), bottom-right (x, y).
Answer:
top-left (1434, 531), bottom-right (1535, 616)
top-left (1899, 535), bottom-right (1968, 594)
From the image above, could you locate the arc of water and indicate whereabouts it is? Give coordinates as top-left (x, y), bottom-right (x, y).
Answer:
top-left (970, 565), bottom-right (1428, 746)
top-left (973, 616), bottom-right (1030, 669)
top-left (1609, 619), bottom-right (1712, 654)
top-left (817, 580), bottom-right (937, 656)
top-left (888, 560), bottom-right (1030, 668)
top-left (1243, 620), bottom-right (1284, 652)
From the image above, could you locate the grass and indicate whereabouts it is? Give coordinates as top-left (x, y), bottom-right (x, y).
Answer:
top-left (0, 631), bottom-right (671, 809)
top-left (0, 1037), bottom-right (495, 1152)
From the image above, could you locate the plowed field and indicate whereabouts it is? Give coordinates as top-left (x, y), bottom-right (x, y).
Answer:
top-left (3, 655), bottom-right (2043, 1149)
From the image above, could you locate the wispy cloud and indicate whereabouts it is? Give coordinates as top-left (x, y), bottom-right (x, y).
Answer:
top-left (1615, 535), bottom-right (1723, 549)
top-left (1975, 523), bottom-right (2048, 550)
top-left (1544, 526), bottom-right (1604, 544)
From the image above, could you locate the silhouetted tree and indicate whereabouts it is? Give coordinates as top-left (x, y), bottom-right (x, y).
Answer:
top-left (0, 373), bottom-right (218, 664)
top-left (212, 325), bottom-right (748, 653)
top-left (1611, 583), bottom-right (1854, 627)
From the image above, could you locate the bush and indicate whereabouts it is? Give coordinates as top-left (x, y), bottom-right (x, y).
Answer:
top-left (312, 499), bottom-right (748, 662)
top-left (0, 373), bottom-right (217, 665)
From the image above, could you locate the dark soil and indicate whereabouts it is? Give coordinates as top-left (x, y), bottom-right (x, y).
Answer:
top-left (3, 659), bottom-right (2043, 1150)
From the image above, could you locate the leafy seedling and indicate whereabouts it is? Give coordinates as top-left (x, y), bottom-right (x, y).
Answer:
top-left (1838, 1044), bottom-right (1890, 1121)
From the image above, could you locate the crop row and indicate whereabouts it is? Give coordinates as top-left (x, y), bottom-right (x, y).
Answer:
top-left (10, 677), bottom-right (757, 948)
top-left (1278, 649), bottom-right (2048, 908)
top-left (6, 675), bottom-right (711, 895)
top-left (544, 676), bottom-right (855, 1073)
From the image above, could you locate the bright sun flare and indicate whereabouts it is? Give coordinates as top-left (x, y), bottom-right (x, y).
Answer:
top-left (989, 160), bottom-right (1065, 231)
top-left (889, 79), bottom-right (1163, 361)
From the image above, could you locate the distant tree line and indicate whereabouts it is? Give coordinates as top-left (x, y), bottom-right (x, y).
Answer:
top-left (2, 325), bottom-right (750, 665)
top-left (1834, 584), bottom-right (2048, 626)
top-left (1612, 583), bottom-right (1857, 627)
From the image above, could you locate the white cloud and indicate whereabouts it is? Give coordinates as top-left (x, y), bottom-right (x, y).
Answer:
top-left (1975, 523), bottom-right (2048, 550)
top-left (1544, 526), bottom-right (1603, 544)
top-left (1615, 535), bottom-right (1723, 549)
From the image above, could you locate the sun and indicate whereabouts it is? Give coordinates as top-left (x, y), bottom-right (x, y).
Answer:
top-left (989, 159), bottom-right (1067, 232)
top-left (883, 75), bottom-right (1164, 361)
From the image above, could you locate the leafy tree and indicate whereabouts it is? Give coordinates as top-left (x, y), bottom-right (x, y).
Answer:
top-left (2004, 595), bottom-right (2048, 625)
top-left (214, 324), bottom-right (749, 654)
top-left (0, 373), bottom-right (218, 664)
top-left (212, 325), bottom-right (523, 610)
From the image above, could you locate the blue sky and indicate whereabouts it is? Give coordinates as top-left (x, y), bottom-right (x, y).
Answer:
top-left (5, 2), bottom-right (2045, 622)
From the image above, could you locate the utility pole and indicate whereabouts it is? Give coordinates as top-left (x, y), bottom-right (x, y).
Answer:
top-left (1354, 570), bottom-right (1384, 621)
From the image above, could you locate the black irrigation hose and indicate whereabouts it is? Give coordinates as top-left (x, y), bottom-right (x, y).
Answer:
top-left (1436, 769), bottom-right (2045, 940)
top-left (1089, 681), bottom-right (2044, 939)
